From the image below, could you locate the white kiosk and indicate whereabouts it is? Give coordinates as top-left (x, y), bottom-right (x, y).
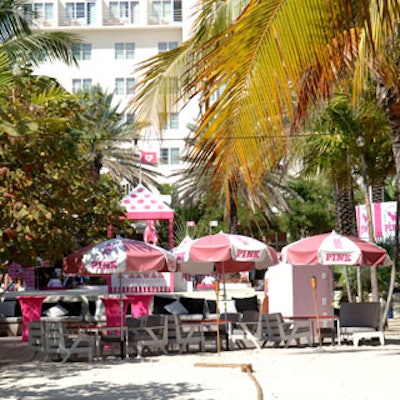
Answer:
top-left (267, 263), bottom-right (333, 319)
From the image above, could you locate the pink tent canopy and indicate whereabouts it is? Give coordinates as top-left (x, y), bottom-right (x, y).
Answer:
top-left (120, 184), bottom-right (174, 249)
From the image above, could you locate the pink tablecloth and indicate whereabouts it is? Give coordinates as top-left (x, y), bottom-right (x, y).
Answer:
top-left (126, 294), bottom-right (154, 318)
top-left (17, 296), bottom-right (46, 342)
top-left (100, 297), bottom-right (130, 326)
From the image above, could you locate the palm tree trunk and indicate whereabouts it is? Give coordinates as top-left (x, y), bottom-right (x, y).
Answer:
top-left (380, 176), bottom-right (399, 331)
top-left (364, 188), bottom-right (379, 302)
top-left (372, 183), bottom-right (385, 203)
top-left (377, 85), bottom-right (400, 328)
top-left (333, 177), bottom-right (355, 302)
top-left (228, 179), bottom-right (238, 234)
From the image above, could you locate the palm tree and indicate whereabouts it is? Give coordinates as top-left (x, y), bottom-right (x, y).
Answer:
top-left (295, 91), bottom-right (394, 301)
top-left (132, 1), bottom-right (285, 231)
top-left (133, 0), bottom-right (399, 207)
top-left (132, 0), bottom-right (400, 327)
top-left (0, 0), bottom-right (78, 67)
top-left (75, 85), bottom-right (161, 188)
top-left (175, 129), bottom-right (294, 235)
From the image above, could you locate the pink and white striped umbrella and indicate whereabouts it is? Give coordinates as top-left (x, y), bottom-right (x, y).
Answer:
top-left (280, 231), bottom-right (391, 266)
top-left (173, 232), bottom-right (279, 274)
top-left (63, 237), bottom-right (177, 276)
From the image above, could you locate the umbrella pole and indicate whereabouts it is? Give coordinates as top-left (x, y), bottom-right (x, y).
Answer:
top-left (311, 276), bottom-right (322, 347)
top-left (119, 273), bottom-right (125, 359)
top-left (214, 279), bottom-right (221, 356)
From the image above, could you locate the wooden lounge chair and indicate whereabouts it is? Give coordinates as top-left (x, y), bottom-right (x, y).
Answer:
top-left (43, 321), bottom-right (93, 363)
top-left (128, 315), bottom-right (169, 357)
top-left (167, 315), bottom-right (205, 353)
top-left (28, 320), bottom-right (46, 360)
top-left (99, 325), bottom-right (129, 359)
top-left (262, 313), bottom-right (312, 348)
top-left (229, 310), bottom-right (262, 350)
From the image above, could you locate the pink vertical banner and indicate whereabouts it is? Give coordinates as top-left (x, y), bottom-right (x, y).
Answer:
top-left (381, 201), bottom-right (397, 240)
top-left (373, 203), bottom-right (383, 239)
top-left (356, 201), bottom-right (397, 241)
top-left (356, 205), bottom-right (368, 239)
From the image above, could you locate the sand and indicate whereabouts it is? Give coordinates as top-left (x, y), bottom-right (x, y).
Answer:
top-left (1, 330), bottom-right (400, 400)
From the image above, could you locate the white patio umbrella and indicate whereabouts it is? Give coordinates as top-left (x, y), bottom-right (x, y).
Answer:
top-left (172, 232), bottom-right (279, 354)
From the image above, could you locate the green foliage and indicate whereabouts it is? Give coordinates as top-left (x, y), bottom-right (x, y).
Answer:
top-left (73, 85), bottom-right (159, 188)
top-left (0, 69), bottom-right (131, 265)
top-left (0, 0), bottom-right (79, 68)
top-left (277, 176), bottom-right (335, 241)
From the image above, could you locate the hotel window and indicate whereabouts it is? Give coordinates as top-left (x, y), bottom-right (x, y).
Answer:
top-left (173, 0), bottom-right (182, 22)
top-left (72, 43), bottom-right (92, 60)
top-left (169, 113), bottom-right (179, 129)
top-left (165, 113), bottom-right (179, 129)
top-left (66, 2), bottom-right (96, 24)
top-left (110, 1), bottom-right (139, 22)
top-left (160, 112), bottom-right (179, 130)
top-left (115, 78), bottom-right (135, 95)
top-left (160, 148), bottom-right (180, 165)
top-left (115, 43), bottom-right (135, 60)
top-left (150, 0), bottom-right (172, 21)
top-left (158, 41), bottom-right (178, 53)
top-left (23, 2), bottom-right (54, 21)
top-left (72, 79), bottom-right (92, 93)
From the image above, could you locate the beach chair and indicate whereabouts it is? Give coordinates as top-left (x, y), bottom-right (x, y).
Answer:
top-left (262, 313), bottom-right (312, 348)
top-left (99, 326), bottom-right (129, 359)
top-left (230, 310), bottom-right (262, 350)
top-left (43, 321), bottom-right (93, 363)
top-left (28, 320), bottom-right (46, 360)
top-left (339, 302), bottom-right (385, 346)
top-left (167, 314), bottom-right (205, 353)
top-left (128, 315), bottom-right (169, 357)
top-left (201, 313), bottom-right (240, 352)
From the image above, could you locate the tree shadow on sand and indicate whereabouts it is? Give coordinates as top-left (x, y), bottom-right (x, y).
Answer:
top-left (1, 381), bottom-right (205, 400)
top-left (1, 361), bottom-right (209, 400)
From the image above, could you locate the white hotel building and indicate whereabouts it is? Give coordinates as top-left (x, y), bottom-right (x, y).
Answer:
top-left (27, 0), bottom-right (197, 185)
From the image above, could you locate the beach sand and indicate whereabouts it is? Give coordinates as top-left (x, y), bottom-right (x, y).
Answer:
top-left (1, 321), bottom-right (400, 400)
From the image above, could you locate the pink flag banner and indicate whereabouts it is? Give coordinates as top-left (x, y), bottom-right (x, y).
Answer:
top-left (141, 151), bottom-right (157, 164)
top-left (356, 201), bottom-right (397, 241)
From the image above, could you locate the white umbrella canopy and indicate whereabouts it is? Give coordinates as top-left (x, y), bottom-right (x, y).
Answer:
top-left (172, 232), bottom-right (279, 274)
top-left (280, 231), bottom-right (392, 267)
top-left (63, 237), bottom-right (177, 275)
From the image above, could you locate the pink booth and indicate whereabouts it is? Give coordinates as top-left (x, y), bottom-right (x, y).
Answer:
top-left (120, 184), bottom-right (174, 250)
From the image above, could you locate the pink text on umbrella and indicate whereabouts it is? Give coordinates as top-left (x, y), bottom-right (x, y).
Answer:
top-left (236, 249), bottom-right (261, 259)
top-left (324, 253), bottom-right (352, 262)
